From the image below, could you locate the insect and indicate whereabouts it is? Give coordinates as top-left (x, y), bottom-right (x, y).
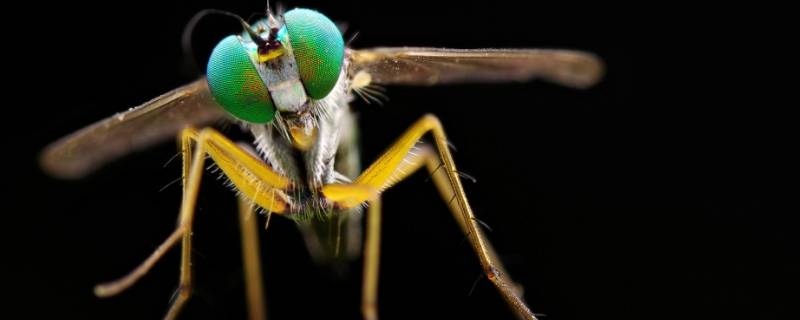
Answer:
top-left (40, 6), bottom-right (603, 320)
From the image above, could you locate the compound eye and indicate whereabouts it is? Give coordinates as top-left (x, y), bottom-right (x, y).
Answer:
top-left (282, 8), bottom-right (344, 99)
top-left (206, 35), bottom-right (275, 123)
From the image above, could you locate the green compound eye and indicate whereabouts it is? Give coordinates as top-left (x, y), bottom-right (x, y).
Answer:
top-left (206, 35), bottom-right (275, 124)
top-left (282, 8), bottom-right (345, 99)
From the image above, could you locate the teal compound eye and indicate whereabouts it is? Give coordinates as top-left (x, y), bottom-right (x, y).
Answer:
top-left (206, 35), bottom-right (275, 124)
top-left (281, 8), bottom-right (345, 100)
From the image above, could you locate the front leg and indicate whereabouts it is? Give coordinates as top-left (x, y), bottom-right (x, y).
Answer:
top-left (94, 127), bottom-right (291, 320)
top-left (323, 114), bottom-right (537, 320)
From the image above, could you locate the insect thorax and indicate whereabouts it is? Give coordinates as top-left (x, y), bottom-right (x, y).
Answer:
top-left (247, 62), bottom-right (362, 264)
top-left (248, 59), bottom-right (354, 218)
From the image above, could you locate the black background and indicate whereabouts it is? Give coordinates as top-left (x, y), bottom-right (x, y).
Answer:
top-left (4, 1), bottom-right (794, 319)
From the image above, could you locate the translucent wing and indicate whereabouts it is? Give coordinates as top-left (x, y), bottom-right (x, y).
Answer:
top-left (40, 78), bottom-right (225, 179)
top-left (348, 47), bottom-right (604, 88)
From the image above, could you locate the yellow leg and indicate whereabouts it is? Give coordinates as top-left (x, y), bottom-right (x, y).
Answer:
top-left (238, 196), bottom-right (267, 320)
top-left (321, 184), bottom-right (381, 320)
top-left (94, 127), bottom-right (290, 320)
top-left (324, 114), bottom-right (537, 320)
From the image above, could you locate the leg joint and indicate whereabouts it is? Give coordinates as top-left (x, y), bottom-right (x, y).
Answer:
top-left (485, 266), bottom-right (502, 283)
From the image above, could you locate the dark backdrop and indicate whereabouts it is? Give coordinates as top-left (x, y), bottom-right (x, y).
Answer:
top-left (4, 1), bottom-right (792, 320)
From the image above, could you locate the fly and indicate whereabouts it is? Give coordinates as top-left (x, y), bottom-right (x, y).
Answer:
top-left (40, 6), bottom-right (603, 320)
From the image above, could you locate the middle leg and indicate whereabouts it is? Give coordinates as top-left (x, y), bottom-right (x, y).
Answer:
top-left (323, 114), bottom-right (537, 320)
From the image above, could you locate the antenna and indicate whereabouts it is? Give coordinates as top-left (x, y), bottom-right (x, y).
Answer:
top-left (181, 9), bottom-right (267, 73)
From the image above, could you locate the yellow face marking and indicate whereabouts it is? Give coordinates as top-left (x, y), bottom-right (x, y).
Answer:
top-left (258, 47), bottom-right (285, 62)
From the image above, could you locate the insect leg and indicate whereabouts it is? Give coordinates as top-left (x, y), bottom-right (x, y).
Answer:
top-left (94, 127), bottom-right (290, 320)
top-left (238, 196), bottom-right (267, 320)
top-left (421, 146), bottom-right (531, 317)
top-left (328, 114), bottom-right (537, 320)
top-left (320, 184), bottom-right (382, 320)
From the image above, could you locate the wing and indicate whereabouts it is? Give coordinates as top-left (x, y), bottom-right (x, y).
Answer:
top-left (348, 47), bottom-right (604, 88)
top-left (40, 78), bottom-right (225, 179)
